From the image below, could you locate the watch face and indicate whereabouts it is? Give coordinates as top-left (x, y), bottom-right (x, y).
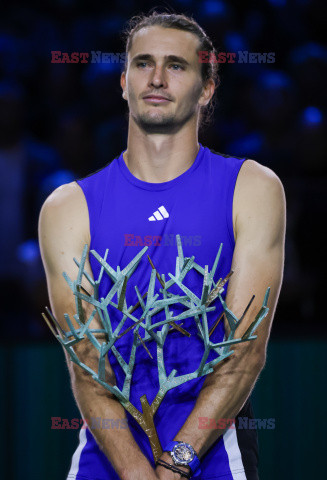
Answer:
top-left (172, 442), bottom-right (195, 465)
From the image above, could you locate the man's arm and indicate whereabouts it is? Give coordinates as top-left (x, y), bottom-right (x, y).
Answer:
top-left (156, 160), bottom-right (286, 475)
top-left (39, 182), bottom-right (159, 480)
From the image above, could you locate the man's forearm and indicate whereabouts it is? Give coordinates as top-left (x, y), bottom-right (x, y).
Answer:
top-left (70, 367), bottom-right (158, 480)
top-left (170, 345), bottom-right (265, 458)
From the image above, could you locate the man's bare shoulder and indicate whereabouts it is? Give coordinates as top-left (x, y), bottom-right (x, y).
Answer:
top-left (238, 159), bottom-right (284, 189)
top-left (235, 159), bottom-right (285, 206)
top-left (42, 181), bottom-right (84, 210)
top-left (234, 159), bottom-right (286, 242)
top-left (39, 181), bottom-right (90, 253)
top-left (40, 181), bottom-right (87, 222)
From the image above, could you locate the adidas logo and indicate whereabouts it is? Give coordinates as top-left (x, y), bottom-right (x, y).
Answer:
top-left (148, 205), bottom-right (169, 221)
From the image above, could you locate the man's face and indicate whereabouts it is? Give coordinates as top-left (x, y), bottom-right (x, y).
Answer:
top-left (121, 26), bottom-right (210, 134)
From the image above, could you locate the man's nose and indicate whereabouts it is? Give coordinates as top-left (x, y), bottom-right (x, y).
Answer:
top-left (150, 65), bottom-right (167, 88)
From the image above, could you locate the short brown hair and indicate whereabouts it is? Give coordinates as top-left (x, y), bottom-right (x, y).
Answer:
top-left (122, 10), bottom-right (220, 129)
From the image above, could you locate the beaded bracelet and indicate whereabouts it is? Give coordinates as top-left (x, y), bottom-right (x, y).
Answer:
top-left (156, 458), bottom-right (192, 479)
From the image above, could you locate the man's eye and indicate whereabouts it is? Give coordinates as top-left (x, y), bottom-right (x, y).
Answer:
top-left (136, 62), bottom-right (149, 68)
top-left (170, 64), bottom-right (183, 70)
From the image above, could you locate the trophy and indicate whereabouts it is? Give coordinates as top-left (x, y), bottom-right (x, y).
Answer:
top-left (42, 234), bottom-right (269, 462)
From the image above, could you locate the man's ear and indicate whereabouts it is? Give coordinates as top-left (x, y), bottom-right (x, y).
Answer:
top-left (198, 78), bottom-right (215, 107)
top-left (121, 71), bottom-right (127, 100)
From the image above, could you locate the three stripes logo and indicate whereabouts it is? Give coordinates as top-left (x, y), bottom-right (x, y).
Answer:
top-left (148, 205), bottom-right (169, 221)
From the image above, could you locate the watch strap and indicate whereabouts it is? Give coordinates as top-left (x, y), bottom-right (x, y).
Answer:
top-left (163, 441), bottom-right (201, 475)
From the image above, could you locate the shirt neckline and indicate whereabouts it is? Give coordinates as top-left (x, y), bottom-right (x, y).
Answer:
top-left (117, 143), bottom-right (206, 191)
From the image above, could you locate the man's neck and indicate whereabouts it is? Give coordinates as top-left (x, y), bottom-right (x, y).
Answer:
top-left (123, 119), bottom-right (200, 183)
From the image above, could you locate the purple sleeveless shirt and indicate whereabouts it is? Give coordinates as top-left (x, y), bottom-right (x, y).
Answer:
top-left (67, 144), bottom-right (258, 480)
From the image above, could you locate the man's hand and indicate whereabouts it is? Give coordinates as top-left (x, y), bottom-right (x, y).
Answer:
top-left (156, 470), bottom-right (183, 480)
top-left (155, 468), bottom-right (186, 480)
top-left (155, 451), bottom-right (191, 480)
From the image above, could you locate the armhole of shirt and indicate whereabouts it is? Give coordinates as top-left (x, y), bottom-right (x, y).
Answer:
top-left (75, 158), bottom-right (117, 253)
top-left (75, 179), bottom-right (101, 253)
top-left (226, 158), bottom-right (248, 249)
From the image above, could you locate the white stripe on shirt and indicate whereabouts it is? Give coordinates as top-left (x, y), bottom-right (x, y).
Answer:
top-left (67, 427), bottom-right (88, 479)
top-left (223, 425), bottom-right (247, 479)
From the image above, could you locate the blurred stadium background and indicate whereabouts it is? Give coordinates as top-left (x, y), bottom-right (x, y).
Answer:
top-left (0, 0), bottom-right (326, 478)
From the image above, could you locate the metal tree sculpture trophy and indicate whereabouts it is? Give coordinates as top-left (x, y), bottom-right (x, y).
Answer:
top-left (42, 234), bottom-right (270, 463)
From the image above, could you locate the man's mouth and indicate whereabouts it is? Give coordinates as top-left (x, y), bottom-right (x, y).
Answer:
top-left (143, 95), bottom-right (171, 103)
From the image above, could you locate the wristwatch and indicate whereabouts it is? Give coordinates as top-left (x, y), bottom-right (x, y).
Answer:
top-left (163, 440), bottom-right (201, 477)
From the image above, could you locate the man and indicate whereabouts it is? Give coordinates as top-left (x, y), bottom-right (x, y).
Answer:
top-left (38, 12), bottom-right (285, 480)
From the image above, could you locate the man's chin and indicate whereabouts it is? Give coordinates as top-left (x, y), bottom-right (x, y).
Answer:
top-left (134, 114), bottom-right (181, 134)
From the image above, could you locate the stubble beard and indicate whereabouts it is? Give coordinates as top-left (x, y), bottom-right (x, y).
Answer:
top-left (134, 110), bottom-right (178, 134)
top-left (130, 96), bottom-right (199, 134)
